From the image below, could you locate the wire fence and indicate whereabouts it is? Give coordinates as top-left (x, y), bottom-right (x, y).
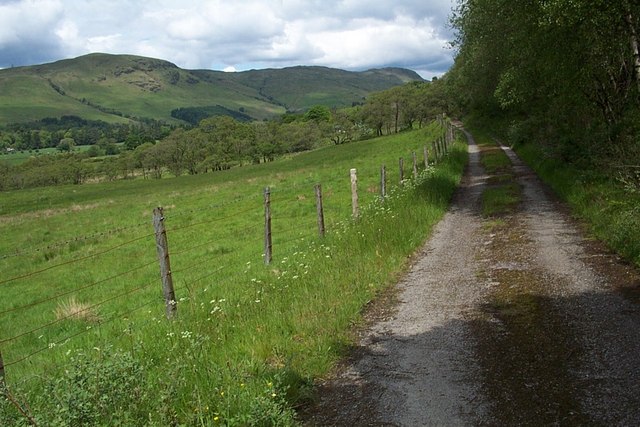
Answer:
top-left (0, 119), bottom-right (458, 392)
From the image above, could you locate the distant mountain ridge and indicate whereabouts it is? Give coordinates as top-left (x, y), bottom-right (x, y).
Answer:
top-left (0, 53), bottom-right (423, 125)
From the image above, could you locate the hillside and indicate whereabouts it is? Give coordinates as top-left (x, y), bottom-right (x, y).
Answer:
top-left (0, 123), bottom-right (464, 425)
top-left (0, 53), bottom-right (423, 125)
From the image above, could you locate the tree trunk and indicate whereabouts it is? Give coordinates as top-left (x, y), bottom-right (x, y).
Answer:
top-left (394, 101), bottom-right (399, 134)
top-left (625, 10), bottom-right (640, 95)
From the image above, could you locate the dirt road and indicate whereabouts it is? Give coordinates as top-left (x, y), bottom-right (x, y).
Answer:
top-left (303, 128), bottom-right (640, 425)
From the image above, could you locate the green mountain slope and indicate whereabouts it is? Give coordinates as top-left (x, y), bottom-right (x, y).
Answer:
top-left (0, 53), bottom-right (423, 125)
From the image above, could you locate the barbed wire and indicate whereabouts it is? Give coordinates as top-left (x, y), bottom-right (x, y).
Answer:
top-left (7, 299), bottom-right (162, 390)
top-left (1, 139), bottom-right (445, 374)
top-left (0, 231), bottom-right (154, 287)
top-left (163, 191), bottom-right (263, 221)
top-left (4, 292), bottom-right (158, 368)
top-left (170, 223), bottom-right (260, 260)
top-left (170, 253), bottom-right (222, 277)
top-left (0, 280), bottom-right (156, 346)
top-left (0, 220), bottom-right (152, 261)
top-left (175, 265), bottom-right (227, 291)
top-left (165, 205), bottom-right (259, 234)
top-left (272, 232), bottom-right (317, 248)
top-left (0, 259), bottom-right (157, 318)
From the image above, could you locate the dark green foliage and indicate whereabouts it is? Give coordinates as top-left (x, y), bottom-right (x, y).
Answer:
top-left (516, 141), bottom-right (640, 266)
top-left (449, 0), bottom-right (640, 167)
top-left (1, 79), bottom-right (450, 191)
top-left (170, 105), bottom-right (253, 125)
top-left (1, 348), bottom-right (149, 427)
top-left (448, 1), bottom-right (640, 268)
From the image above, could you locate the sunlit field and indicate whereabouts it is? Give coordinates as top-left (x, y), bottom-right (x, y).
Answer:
top-left (0, 122), bottom-right (466, 425)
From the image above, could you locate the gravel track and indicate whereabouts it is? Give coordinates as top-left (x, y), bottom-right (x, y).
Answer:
top-left (303, 127), bottom-right (640, 426)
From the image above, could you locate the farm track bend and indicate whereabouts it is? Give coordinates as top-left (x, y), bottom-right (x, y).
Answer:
top-left (302, 126), bottom-right (640, 426)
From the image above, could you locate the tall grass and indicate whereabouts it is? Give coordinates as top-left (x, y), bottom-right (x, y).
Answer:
top-left (471, 126), bottom-right (522, 217)
top-left (465, 115), bottom-right (640, 267)
top-left (515, 142), bottom-right (640, 266)
top-left (0, 124), bottom-right (466, 426)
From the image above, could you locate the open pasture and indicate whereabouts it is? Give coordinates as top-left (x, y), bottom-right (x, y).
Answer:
top-left (0, 122), bottom-right (466, 425)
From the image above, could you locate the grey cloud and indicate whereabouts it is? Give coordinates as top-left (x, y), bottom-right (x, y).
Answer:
top-left (0, 43), bottom-right (62, 68)
top-left (0, 0), bottom-right (457, 77)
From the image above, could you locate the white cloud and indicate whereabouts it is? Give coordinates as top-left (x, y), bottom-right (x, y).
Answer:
top-left (0, 0), bottom-right (456, 76)
top-left (300, 15), bottom-right (445, 69)
top-left (0, 0), bottom-right (62, 45)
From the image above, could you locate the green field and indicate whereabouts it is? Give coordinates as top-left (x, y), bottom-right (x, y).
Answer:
top-left (0, 122), bottom-right (465, 425)
top-left (0, 145), bottom-right (103, 166)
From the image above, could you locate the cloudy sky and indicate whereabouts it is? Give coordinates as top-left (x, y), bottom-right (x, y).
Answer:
top-left (0, 0), bottom-right (457, 78)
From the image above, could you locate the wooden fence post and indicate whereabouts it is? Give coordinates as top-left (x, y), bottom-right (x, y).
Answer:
top-left (380, 165), bottom-right (386, 198)
top-left (264, 187), bottom-right (272, 264)
top-left (350, 168), bottom-right (359, 218)
top-left (0, 348), bottom-right (4, 390)
top-left (424, 146), bottom-right (429, 168)
top-left (412, 151), bottom-right (418, 180)
top-left (153, 207), bottom-right (177, 320)
top-left (314, 184), bottom-right (325, 238)
top-left (399, 157), bottom-right (404, 184)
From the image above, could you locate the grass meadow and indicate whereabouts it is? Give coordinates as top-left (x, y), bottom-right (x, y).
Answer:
top-left (0, 122), bottom-right (466, 426)
top-left (0, 145), bottom-right (101, 166)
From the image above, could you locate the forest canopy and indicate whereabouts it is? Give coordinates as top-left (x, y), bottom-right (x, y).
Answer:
top-left (446, 0), bottom-right (640, 167)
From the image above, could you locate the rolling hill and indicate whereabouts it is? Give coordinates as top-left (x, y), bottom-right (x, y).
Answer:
top-left (0, 53), bottom-right (423, 125)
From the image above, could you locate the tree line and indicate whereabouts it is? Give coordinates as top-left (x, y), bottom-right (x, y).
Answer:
top-left (444, 0), bottom-right (640, 170)
top-left (0, 116), bottom-right (171, 152)
top-left (0, 81), bottom-right (448, 190)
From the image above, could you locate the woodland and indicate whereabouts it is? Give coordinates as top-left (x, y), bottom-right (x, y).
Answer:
top-left (0, 81), bottom-right (446, 190)
top-left (445, 0), bottom-right (640, 177)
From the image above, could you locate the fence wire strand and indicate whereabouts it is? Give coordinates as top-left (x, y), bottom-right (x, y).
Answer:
top-left (0, 280), bottom-right (156, 346)
top-left (0, 232), bottom-right (154, 287)
top-left (165, 205), bottom-right (258, 234)
top-left (0, 259), bottom-right (157, 317)
top-left (0, 221), bottom-right (151, 261)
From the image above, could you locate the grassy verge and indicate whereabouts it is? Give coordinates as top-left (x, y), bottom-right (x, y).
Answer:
top-left (471, 127), bottom-right (522, 217)
top-left (0, 126), bottom-right (467, 426)
top-left (515, 143), bottom-right (640, 265)
top-left (466, 114), bottom-right (640, 267)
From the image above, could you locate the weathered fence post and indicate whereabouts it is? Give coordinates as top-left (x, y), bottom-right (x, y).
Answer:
top-left (380, 165), bottom-right (387, 198)
top-left (432, 142), bottom-right (438, 164)
top-left (412, 151), bottom-right (418, 180)
top-left (0, 349), bottom-right (5, 390)
top-left (350, 168), bottom-right (359, 218)
top-left (399, 157), bottom-right (404, 184)
top-left (424, 146), bottom-right (429, 168)
top-left (314, 184), bottom-right (325, 238)
top-left (153, 207), bottom-right (177, 320)
top-left (264, 187), bottom-right (272, 264)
